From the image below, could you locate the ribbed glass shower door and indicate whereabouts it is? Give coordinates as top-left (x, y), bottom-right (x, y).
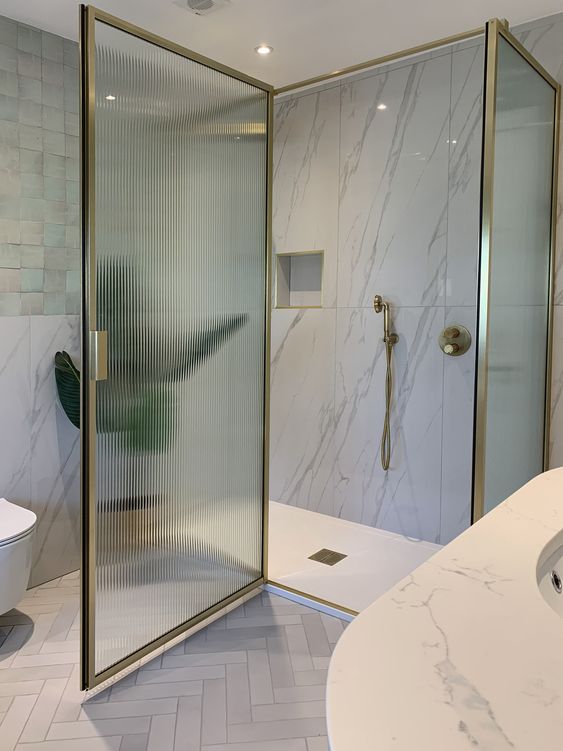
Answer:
top-left (80, 6), bottom-right (271, 688)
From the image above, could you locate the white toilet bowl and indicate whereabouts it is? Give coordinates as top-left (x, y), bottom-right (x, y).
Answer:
top-left (0, 498), bottom-right (37, 615)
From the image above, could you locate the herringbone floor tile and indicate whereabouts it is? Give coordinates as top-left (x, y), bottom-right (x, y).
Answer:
top-left (0, 573), bottom-right (347, 750)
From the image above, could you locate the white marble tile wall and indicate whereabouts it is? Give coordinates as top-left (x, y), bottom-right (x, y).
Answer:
top-left (0, 314), bottom-right (80, 585)
top-left (271, 45), bottom-right (483, 544)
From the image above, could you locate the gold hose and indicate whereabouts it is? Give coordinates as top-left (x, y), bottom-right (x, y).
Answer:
top-left (381, 339), bottom-right (393, 470)
top-left (373, 295), bottom-right (398, 472)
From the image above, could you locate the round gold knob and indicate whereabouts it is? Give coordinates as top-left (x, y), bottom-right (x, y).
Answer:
top-left (439, 324), bottom-right (471, 356)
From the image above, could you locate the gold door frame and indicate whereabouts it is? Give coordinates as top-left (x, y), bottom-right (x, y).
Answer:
top-left (80, 4), bottom-right (274, 690)
top-left (472, 19), bottom-right (561, 523)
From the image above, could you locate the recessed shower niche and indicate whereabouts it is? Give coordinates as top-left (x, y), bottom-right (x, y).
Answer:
top-left (275, 250), bottom-right (324, 308)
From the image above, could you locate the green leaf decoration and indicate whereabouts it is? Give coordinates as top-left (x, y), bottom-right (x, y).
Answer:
top-left (53, 313), bottom-right (249, 451)
top-left (54, 351), bottom-right (80, 429)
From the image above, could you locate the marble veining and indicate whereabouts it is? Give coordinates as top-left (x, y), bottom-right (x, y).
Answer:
top-left (332, 306), bottom-right (444, 542)
top-left (327, 469), bottom-right (563, 751)
top-left (338, 55), bottom-right (450, 309)
top-left (0, 314), bottom-right (80, 586)
top-left (269, 308), bottom-right (336, 515)
top-left (271, 45), bottom-right (482, 544)
top-left (273, 88), bottom-right (339, 308)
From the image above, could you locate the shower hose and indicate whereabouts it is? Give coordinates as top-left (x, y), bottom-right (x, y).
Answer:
top-left (381, 338), bottom-right (394, 471)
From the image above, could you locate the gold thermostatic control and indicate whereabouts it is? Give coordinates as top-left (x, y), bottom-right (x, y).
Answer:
top-left (439, 325), bottom-right (471, 357)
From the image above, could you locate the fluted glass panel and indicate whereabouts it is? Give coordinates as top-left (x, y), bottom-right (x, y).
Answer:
top-left (483, 37), bottom-right (555, 514)
top-left (93, 21), bottom-right (267, 675)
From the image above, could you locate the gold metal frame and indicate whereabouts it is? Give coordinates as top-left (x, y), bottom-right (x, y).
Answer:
top-left (472, 19), bottom-right (561, 523)
top-left (274, 249), bottom-right (325, 309)
top-left (265, 581), bottom-right (359, 618)
top-left (80, 4), bottom-right (273, 689)
top-left (274, 27), bottom-right (483, 96)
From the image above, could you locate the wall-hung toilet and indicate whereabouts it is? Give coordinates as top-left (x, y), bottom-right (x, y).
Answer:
top-left (0, 499), bottom-right (37, 615)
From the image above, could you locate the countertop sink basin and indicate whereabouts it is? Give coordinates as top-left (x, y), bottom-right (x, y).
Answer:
top-left (537, 530), bottom-right (563, 617)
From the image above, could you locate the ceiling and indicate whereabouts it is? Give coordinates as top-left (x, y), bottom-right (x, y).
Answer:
top-left (1, 0), bottom-right (562, 87)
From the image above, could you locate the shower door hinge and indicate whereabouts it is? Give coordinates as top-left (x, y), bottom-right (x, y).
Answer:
top-left (89, 330), bottom-right (108, 381)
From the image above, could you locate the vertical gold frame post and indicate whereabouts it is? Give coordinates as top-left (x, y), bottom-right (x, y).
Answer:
top-left (472, 19), bottom-right (561, 523)
top-left (262, 89), bottom-right (274, 580)
top-left (79, 4), bottom-right (273, 689)
top-left (545, 84), bottom-right (561, 470)
top-left (80, 3), bottom-right (96, 691)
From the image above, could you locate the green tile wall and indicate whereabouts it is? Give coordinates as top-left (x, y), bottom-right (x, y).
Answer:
top-left (0, 14), bottom-right (79, 315)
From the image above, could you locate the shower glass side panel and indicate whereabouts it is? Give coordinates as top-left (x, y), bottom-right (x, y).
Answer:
top-left (80, 8), bottom-right (270, 687)
top-left (474, 20), bottom-right (559, 520)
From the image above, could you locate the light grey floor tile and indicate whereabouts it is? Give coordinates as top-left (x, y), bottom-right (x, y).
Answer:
top-left (247, 650), bottom-right (273, 706)
top-left (251, 700), bottom-right (325, 722)
top-left (0, 625), bottom-right (34, 667)
top-left (19, 677), bottom-right (67, 742)
top-left (47, 716), bottom-right (150, 739)
top-left (2, 576), bottom-right (348, 751)
top-left (0, 694), bottom-right (37, 751)
top-left (0, 665), bottom-right (73, 682)
top-left (136, 666), bottom-right (224, 685)
top-left (162, 651), bottom-right (246, 669)
top-left (294, 669), bottom-right (328, 686)
top-left (0, 681), bottom-right (44, 696)
top-left (307, 736), bottom-right (329, 751)
top-left (226, 614), bottom-right (302, 629)
top-left (202, 742), bottom-right (307, 751)
top-left (201, 678), bottom-right (226, 746)
top-left (285, 626), bottom-right (314, 673)
top-left (80, 698), bottom-right (177, 719)
top-left (15, 738), bottom-right (122, 750)
top-left (45, 602), bottom-right (78, 642)
top-left (120, 734), bottom-right (149, 751)
top-left (109, 682), bottom-right (202, 702)
top-left (18, 614), bottom-right (58, 656)
top-left (52, 664), bottom-right (83, 722)
top-left (40, 640), bottom-right (80, 654)
top-left (184, 637), bottom-right (266, 654)
top-left (174, 695), bottom-right (201, 751)
top-left (12, 651), bottom-right (78, 667)
top-left (0, 695), bottom-right (13, 711)
top-left (228, 717), bottom-right (327, 743)
top-left (301, 615), bottom-right (331, 659)
top-left (147, 714), bottom-right (176, 751)
top-left (266, 636), bottom-right (295, 689)
top-left (226, 663), bottom-right (251, 725)
top-left (274, 685), bottom-right (326, 703)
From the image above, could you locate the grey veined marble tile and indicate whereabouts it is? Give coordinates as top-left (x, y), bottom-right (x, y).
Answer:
top-left (338, 54), bottom-right (450, 308)
top-left (332, 305), bottom-right (444, 542)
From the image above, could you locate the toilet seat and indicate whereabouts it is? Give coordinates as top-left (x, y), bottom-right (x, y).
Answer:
top-left (0, 499), bottom-right (36, 548)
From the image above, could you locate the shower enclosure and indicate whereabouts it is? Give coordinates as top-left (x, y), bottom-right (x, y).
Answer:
top-left (80, 6), bottom-right (272, 688)
top-left (268, 19), bottom-right (559, 605)
top-left (79, 6), bottom-right (559, 687)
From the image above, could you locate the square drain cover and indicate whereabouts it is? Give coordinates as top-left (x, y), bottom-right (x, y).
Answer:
top-left (308, 548), bottom-right (347, 566)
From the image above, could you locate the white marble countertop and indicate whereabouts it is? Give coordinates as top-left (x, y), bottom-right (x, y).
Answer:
top-left (327, 469), bottom-right (563, 750)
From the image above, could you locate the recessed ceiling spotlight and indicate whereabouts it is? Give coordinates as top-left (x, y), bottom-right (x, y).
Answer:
top-left (255, 44), bottom-right (273, 56)
top-left (105, 94), bottom-right (116, 101)
top-left (377, 103), bottom-right (387, 110)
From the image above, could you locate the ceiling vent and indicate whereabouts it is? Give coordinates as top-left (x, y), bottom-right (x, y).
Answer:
top-left (176, 0), bottom-right (231, 15)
